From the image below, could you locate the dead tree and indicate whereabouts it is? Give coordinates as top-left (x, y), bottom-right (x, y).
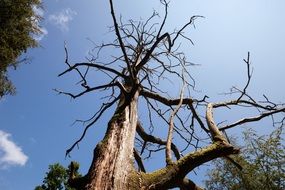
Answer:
top-left (56, 1), bottom-right (285, 189)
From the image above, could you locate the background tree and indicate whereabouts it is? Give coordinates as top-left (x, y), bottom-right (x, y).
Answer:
top-left (0, 0), bottom-right (42, 98)
top-left (35, 162), bottom-right (81, 190)
top-left (204, 126), bottom-right (285, 190)
top-left (55, 0), bottom-right (285, 189)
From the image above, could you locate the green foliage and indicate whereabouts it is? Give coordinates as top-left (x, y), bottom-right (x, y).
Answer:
top-left (0, 0), bottom-right (42, 98)
top-left (205, 127), bottom-right (285, 190)
top-left (34, 162), bottom-right (81, 190)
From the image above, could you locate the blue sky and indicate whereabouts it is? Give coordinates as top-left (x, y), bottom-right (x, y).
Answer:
top-left (0, 0), bottom-right (285, 189)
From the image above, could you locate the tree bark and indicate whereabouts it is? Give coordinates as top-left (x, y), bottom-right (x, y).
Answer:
top-left (82, 91), bottom-right (139, 190)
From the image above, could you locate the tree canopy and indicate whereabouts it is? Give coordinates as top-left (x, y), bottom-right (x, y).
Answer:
top-left (0, 0), bottom-right (42, 98)
top-left (205, 127), bottom-right (285, 190)
top-left (35, 162), bottom-right (81, 190)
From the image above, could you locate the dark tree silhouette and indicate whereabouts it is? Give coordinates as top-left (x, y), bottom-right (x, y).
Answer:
top-left (56, 1), bottom-right (285, 189)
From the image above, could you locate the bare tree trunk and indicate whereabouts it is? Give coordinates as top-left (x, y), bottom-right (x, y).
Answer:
top-left (84, 91), bottom-right (139, 190)
top-left (62, 2), bottom-right (285, 189)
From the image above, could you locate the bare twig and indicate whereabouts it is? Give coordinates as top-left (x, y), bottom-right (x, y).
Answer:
top-left (237, 52), bottom-right (252, 101)
top-left (157, 0), bottom-right (168, 38)
top-left (54, 82), bottom-right (118, 99)
top-left (58, 62), bottom-right (127, 80)
top-left (64, 43), bottom-right (88, 87)
top-left (220, 107), bottom-right (285, 131)
top-left (171, 15), bottom-right (203, 46)
top-left (135, 32), bottom-right (171, 72)
top-left (65, 96), bottom-right (119, 157)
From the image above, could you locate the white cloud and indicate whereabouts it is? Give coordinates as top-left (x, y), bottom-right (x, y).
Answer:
top-left (0, 130), bottom-right (28, 169)
top-left (48, 8), bottom-right (77, 32)
top-left (32, 4), bottom-right (48, 41)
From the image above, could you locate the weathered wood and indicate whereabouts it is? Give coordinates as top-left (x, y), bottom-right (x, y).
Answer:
top-left (84, 91), bottom-right (139, 190)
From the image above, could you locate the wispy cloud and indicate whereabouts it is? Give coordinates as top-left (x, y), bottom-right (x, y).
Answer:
top-left (34, 27), bottom-right (48, 41)
top-left (48, 8), bottom-right (77, 32)
top-left (0, 97), bottom-right (6, 104)
top-left (32, 4), bottom-right (48, 41)
top-left (32, 3), bottom-right (44, 18)
top-left (0, 130), bottom-right (28, 169)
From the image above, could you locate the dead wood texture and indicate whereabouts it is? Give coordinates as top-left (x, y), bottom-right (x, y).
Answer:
top-left (56, 1), bottom-right (285, 189)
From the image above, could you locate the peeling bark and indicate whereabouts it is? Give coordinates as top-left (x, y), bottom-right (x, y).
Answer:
top-left (79, 91), bottom-right (139, 190)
